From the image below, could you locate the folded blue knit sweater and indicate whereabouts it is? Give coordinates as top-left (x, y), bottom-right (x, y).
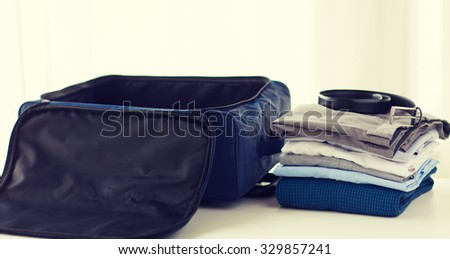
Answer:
top-left (276, 167), bottom-right (436, 217)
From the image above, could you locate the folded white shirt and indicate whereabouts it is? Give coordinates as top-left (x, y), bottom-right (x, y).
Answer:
top-left (286, 129), bottom-right (440, 163)
top-left (281, 139), bottom-right (440, 179)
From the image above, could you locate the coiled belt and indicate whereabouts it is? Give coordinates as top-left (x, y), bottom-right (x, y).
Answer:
top-left (318, 89), bottom-right (422, 125)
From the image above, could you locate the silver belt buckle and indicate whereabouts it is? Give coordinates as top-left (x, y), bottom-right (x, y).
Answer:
top-left (389, 106), bottom-right (422, 126)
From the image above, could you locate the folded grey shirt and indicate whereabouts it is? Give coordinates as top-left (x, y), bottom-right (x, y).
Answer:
top-left (273, 104), bottom-right (449, 158)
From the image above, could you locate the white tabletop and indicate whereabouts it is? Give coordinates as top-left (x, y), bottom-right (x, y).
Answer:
top-left (1, 145), bottom-right (449, 239)
top-left (173, 144), bottom-right (450, 238)
top-left (172, 177), bottom-right (450, 239)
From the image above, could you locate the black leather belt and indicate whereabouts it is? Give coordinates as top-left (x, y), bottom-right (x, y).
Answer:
top-left (318, 89), bottom-right (422, 125)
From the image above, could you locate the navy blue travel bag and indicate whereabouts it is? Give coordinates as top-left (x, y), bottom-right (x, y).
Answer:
top-left (0, 75), bottom-right (290, 238)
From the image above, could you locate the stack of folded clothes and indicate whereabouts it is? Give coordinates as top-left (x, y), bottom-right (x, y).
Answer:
top-left (272, 104), bottom-right (449, 217)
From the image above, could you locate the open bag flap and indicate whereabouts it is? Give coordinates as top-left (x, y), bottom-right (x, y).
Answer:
top-left (0, 103), bottom-right (214, 238)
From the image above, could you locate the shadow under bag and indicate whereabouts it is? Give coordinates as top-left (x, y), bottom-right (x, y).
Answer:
top-left (0, 75), bottom-right (290, 238)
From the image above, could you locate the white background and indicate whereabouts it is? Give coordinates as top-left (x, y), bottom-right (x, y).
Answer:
top-left (1, 0), bottom-right (449, 175)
